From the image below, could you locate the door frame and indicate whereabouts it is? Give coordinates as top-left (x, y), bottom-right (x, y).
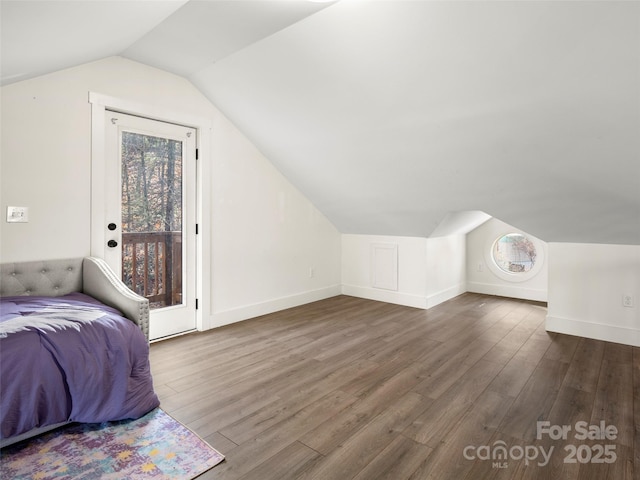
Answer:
top-left (89, 92), bottom-right (212, 335)
top-left (106, 112), bottom-right (197, 340)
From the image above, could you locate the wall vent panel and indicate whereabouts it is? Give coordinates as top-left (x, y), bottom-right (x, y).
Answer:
top-left (371, 243), bottom-right (398, 291)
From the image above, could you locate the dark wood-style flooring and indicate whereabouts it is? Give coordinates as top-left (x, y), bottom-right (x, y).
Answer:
top-left (149, 293), bottom-right (639, 480)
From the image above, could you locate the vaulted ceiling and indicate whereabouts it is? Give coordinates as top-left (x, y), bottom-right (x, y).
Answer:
top-left (2, 0), bottom-right (639, 244)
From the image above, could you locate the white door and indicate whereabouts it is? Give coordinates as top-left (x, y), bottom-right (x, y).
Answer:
top-left (104, 112), bottom-right (197, 340)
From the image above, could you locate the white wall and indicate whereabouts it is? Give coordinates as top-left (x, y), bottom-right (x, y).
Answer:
top-left (466, 217), bottom-right (548, 302)
top-left (546, 243), bottom-right (640, 347)
top-left (426, 234), bottom-right (467, 308)
top-left (209, 115), bottom-right (341, 327)
top-left (0, 56), bottom-right (341, 330)
top-left (341, 233), bottom-right (466, 309)
top-left (342, 234), bottom-right (427, 308)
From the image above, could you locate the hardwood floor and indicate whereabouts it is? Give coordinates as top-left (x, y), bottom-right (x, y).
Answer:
top-left (149, 294), bottom-right (638, 480)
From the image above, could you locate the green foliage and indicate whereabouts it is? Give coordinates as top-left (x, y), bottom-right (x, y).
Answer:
top-left (120, 132), bottom-right (183, 306)
top-left (121, 132), bottom-right (183, 233)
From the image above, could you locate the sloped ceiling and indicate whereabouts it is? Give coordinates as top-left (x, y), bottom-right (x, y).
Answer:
top-left (0, 0), bottom-right (189, 84)
top-left (2, 0), bottom-right (639, 244)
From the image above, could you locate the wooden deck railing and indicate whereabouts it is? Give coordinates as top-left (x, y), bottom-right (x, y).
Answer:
top-left (122, 231), bottom-right (182, 308)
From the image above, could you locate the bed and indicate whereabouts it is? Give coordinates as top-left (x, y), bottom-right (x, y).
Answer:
top-left (0, 257), bottom-right (160, 448)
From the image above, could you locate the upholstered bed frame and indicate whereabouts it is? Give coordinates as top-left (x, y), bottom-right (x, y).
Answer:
top-left (0, 257), bottom-right (152, 448)
top-left (0, 256), bottom-right (150, 341)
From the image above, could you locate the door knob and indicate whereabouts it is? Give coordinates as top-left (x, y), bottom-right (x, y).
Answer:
top-left (108, 223), bottom-right (117, 231)
top-left (107, 240), bottom-right (118, 248)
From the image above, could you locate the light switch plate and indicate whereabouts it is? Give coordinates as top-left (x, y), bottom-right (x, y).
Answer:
top-left (6, 206), bottom-right (29, 223)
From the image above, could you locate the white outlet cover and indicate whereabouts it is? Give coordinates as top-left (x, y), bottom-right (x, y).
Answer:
top-left (6, 206), bottom-right (29, 223)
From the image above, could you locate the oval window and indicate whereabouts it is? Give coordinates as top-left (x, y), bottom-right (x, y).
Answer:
top-left (492, 233), bottom-right (537, 274)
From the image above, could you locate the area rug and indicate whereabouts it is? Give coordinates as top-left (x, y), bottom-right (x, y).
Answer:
top-left (0, 408), bottom-right (224, 479)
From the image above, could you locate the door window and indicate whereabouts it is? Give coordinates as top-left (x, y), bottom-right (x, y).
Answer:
top-left (121, 132), bottom-right (184, 309)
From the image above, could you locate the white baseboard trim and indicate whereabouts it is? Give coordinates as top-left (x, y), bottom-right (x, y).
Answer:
top-left (466, 282), bottom-right (547, 303)
top-left (426, 283), bottom-right (467, 309)
top-left (207, 284), bottom-right (342, 330)
top-left (546, 315), bottom-right (640, 347)
top-left (205, 283), bottom-right (549, 333)
top-left (341, 284), bottom-right (428, 309)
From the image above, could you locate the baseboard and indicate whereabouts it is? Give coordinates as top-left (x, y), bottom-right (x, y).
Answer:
top-left (546, 315), bottom-right (640, 347)
top-left (205, 282), bottom-right (546, 332)
top-left (466, 281), bottom-right (547, 303)
top-left (426, 283), bottom-right (467, 309)
top-left (207, 285), bottom-right (342, 329)
top-left (341, 284), bottom-right (428, 309)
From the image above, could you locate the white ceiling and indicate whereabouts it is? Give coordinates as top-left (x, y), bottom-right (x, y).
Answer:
top-left (2, 0), bottom-right (639, 244)
top-left (0, 0), bottom-right (189, 84)
top-left (0, 0), bottom-right (333, 84)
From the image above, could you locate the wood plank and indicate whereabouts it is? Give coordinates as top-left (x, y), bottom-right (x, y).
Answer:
top-left (238, 442), bottom-right (323, 480)
top-left (299, 359), bottom-right (436, 455)
top-left (351, 435), bottom-right (433, 480)
top-left (404, 359), bottom-right (505, 448)
top-left (410, 338), bottom-right (496, 400)
top-left (562, 337), bottom-right (606, 393)
top-left (408, 389), bottom-right (515, 480)
top-left (497, 357), bottom-right (569, 442)
top-left (211, 390), bottom-right (358, 480)
top-left (510, 333), bottom-right (552, 365)
top-left (480, 326), bottom-right (533, 365)
top-left (167, 355), bottom-right (321, 424)
top-left (218, 358), bottom-right (379, 444)
top-left (159, 333), bottom-right (313, 394)
top-left (486, 356), bottom-right (538, 399)
top-left (296, 392), bottom-right (430, 480)
top-left (590, 342), bottom-right (634, 448)
top-left (516, 386), bottom-right (594, 480)
top-left (145, 294), bottom-right (636, 480)
top-left (339, 337), bottom-right (437, 398)
top-left (543, 332), bottom-right (580, 363)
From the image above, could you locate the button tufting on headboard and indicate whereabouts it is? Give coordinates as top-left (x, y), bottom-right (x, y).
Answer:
top-left (0, 258), bottom-right (84, 297)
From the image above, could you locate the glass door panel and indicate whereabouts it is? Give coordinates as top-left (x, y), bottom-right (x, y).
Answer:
top-left (120, 132), bottom-right (184, 310)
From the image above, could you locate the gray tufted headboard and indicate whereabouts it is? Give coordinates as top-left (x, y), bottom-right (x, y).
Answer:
top-left (0, 257), bottom-right (150, 341)
top-left (0, 258), bottom-right (84, 297)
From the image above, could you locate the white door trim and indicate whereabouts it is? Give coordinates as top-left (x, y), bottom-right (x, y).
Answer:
top-left (89, 91), bottom-right (212, 333)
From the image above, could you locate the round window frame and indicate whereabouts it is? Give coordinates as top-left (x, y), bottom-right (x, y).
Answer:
top-left (484, 231), bottom-right (545, 283)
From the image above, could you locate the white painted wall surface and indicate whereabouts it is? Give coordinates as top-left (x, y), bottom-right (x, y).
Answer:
top-left (0, 56), bottom-right (341, 330)
top-left (341, 233), bottom-right (467, 309)
top-left (1, 57), bottom-right (215, 262)
top-left (466, 217), bottom-right (548, 302)
top-left (209, 114), bottom-right (341, 327)
top-left (426, 234), bottom-right (467, 308)
top-left (546, 243), bottom-right (640, 347)
top-left (342, 234), bottom-right (428, 309)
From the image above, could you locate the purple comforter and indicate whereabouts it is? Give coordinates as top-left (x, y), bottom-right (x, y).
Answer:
top-left (0, 293), bottom-right (159, 440)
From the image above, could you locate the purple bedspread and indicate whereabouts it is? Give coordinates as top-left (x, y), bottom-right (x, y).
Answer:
top-left (0, 292), bottom-right (160, 440)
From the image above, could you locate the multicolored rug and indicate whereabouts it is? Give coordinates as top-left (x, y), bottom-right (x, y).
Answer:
top-left (0, 408), bottom-right (224, 479)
